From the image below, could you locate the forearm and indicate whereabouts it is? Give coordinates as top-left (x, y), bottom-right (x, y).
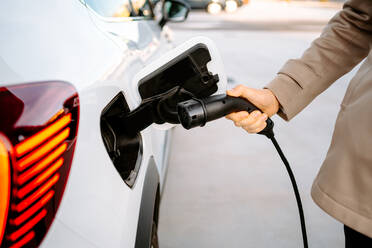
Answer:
top-left (266, 0), bottom-right (372, 121)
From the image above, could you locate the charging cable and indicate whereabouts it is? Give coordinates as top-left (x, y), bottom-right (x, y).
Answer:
top-left (177, 94), bottom-right (308, 248)
top-left (270, 136), bottom-right (308, 248)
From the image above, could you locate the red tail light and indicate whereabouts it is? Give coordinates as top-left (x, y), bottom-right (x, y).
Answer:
top-left (0, 81), bottom-right (79, 248)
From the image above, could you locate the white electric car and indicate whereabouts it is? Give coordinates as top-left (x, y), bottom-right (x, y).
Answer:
top-left (0, 0), bottom-right (226, 247)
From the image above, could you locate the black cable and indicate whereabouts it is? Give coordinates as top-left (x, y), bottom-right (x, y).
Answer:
top-left (175, 94), bottom-right (309, 246)
top-left (269, 136), bottom-right (308, 248)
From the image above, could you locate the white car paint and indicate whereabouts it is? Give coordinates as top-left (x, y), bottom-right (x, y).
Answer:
top-left (0, 0), bottom-right (226, 247)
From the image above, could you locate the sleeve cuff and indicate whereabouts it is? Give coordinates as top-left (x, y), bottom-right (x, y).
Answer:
top-left (265, 73), bottom-right (304, 121)
top-left (265, 58), bottom-right (322, 121)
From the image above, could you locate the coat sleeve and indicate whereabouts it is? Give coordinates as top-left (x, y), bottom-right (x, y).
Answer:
top-left (265, 0), bottom-right (372, 121)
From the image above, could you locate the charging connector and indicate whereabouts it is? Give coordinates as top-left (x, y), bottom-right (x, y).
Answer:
top-left (177, 94), bottom-right (274, 138)
top-left (177, 94), bottom-right (308, 248)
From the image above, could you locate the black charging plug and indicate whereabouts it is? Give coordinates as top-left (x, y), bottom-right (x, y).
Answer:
top-left (177, 94), bottom-right (274, 138)
top-left (177, 94), bottom-right (308, 248)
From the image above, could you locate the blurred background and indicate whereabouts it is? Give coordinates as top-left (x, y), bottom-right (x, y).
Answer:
top-left (157, 0), bottom-right (355, 247)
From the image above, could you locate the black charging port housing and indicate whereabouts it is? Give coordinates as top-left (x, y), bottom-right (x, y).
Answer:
top-left (99, 43), bottom-right (220, 187)
top-left (100, 92), bottom-right (143, 187)
top-left (120, 43), bottom-right (220, 136)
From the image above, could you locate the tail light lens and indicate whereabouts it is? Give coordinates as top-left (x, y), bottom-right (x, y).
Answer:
top-left (0, 81), bottom-right (79, 248)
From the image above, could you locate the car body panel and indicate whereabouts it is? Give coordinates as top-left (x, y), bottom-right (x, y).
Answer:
top-left (0, 1), bottom-right (163, 245)
top-left (37, 219), bottom-right (98, 248)
top-left (0, 0), bottom-right (226, 247)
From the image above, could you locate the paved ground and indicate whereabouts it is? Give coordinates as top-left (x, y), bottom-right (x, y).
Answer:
top-left (158, 1), bottom-right (358, 247)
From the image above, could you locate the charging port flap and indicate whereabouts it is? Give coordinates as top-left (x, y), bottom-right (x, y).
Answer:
top-left (99, 37), bottom-right (226, 187)
top-left (123, 37), bottom-right (227, 135)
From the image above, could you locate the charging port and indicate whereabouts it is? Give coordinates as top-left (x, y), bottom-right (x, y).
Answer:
top-left (118, 43), bottom-right (220, 136)
top-left (100, 92), bottom-right (142, 187)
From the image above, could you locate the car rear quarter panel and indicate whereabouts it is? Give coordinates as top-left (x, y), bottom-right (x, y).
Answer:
top-left (0, 0), bottom-right (171, 247)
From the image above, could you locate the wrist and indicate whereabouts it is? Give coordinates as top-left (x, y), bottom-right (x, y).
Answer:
top-left (263, 89), bottom-right (280, 116)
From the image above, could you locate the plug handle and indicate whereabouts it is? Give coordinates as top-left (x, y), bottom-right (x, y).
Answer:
top-left (177, 94), bottom-right (274, 138)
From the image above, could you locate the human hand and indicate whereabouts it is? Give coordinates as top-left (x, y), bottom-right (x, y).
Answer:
top-left (225, 85), bottom-right (279, 133)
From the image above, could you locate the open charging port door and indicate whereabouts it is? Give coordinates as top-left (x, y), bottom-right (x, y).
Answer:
top-left (100, 37), bottom-right (226, 187)
top-left (124, 37), bottom-right (227, 135)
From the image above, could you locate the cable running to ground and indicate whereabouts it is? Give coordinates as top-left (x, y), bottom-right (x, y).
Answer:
top-left (270, 136), bottom-right (308, 248)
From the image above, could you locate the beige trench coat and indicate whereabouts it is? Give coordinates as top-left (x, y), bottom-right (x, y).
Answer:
top-left (266, 0), bottom-right (372, 238)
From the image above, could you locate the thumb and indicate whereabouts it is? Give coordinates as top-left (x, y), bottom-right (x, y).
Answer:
top-left (227, 85), bottom-right (256, 102)
top-left (226, 86), bottom-right (243, 97)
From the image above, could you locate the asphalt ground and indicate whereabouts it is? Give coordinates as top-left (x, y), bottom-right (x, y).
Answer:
top-left (158, 1), bottom-right (357, 247)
